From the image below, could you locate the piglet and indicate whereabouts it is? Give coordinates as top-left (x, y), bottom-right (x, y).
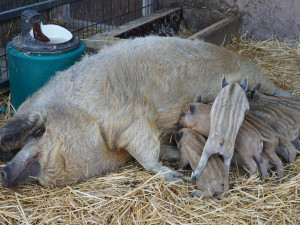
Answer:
top-left (176, 128), bottom-right (229, 198)
top-left (249, 102), bottom-right (297, 162)
top-left (191, 77), bottom-right (249, 182)
top-left (181, 102), bottom-right (269, 178)
top-left (248, 84), bottom-right (300, 151)
top-left (245, 113), bottom-right (285, 178)
top-left (247, 83), bottom-right (300, 111)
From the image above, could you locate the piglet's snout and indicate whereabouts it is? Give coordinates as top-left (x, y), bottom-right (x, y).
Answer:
top-left (1, 170), bottom-right (7, 182)
top-left (1, 166), bottom-right (12, 188)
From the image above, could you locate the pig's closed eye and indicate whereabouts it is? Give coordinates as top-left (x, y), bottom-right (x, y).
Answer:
top-left (32, 127), bottom-right (45, 138)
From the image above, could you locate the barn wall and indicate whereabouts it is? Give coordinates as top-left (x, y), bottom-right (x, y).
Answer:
top-left (159, 0), bottom-right (300, 41)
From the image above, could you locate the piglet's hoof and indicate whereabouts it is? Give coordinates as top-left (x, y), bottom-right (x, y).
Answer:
top-left (182, 176), bottom-right (192, 183)
top-left (191, 190), bottom-right (208, 198)
top-left (163, 170), bottom-right (184, 182)
top-left (191, 172), bottom-right (199, 184)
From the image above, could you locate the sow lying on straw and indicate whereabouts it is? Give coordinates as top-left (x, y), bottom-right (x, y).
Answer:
top-left (0, 36), bottom-right (299, 224)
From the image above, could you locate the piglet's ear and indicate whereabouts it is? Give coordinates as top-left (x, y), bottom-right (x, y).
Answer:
top-left (175, 131), bottom-right (184, 145)
top-left (0, 112), bottom-right (45, 151)
top-left (185, 101), bottom-right (191, 113)
top-left (239, 78), bottom-right (248, 91)
top-left (221, 75), bottom-right (229, 89)
top-left (251, 83), bottom-right (261, 91)
top-left (193, 95), bottom-right (201, 103)
top-left (246, 90), bottom-right (256, 100)
top-left (190, 104), bottom-right (195, 114)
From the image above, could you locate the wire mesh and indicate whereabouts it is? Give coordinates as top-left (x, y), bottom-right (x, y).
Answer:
top-left (0, 0), bottom-right (155, 86)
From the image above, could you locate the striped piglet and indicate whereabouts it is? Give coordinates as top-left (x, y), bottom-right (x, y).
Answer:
top-left (191, 77), bottom-right (249, 182)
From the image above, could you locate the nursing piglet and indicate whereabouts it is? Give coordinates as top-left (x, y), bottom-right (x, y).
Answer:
top-left (191, 77), bottom-right (249, 182)
top-left (249, 102), bottom-right (297, 162)
top-left (176, 128), bottom-right (229, 198)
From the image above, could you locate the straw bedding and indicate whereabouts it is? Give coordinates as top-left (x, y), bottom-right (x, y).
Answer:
top-left (0, 36), bottom-right (299, 224)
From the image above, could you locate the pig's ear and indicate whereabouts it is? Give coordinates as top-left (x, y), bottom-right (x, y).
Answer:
top-left (251, 83), bottom-right (261, 91)
top-left (214, 131), bottom-right (224, 147)
top-left (0, 112), bottom-right (45, 151)
top-left (175, 131), bottom-right (184, 145)
top-left (221, 76), bottom-right (229, 89)
top-left (239, 78), bottom-right (248, 91)
top-left (193, 95), bottom-right (201, 103)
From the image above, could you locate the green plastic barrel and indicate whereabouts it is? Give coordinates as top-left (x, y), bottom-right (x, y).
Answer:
top-left (7, 40), bottom-right (86, 109)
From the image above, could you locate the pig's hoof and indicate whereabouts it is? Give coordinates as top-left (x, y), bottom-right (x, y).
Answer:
top-left (164, 171), bottom-right (183, 182)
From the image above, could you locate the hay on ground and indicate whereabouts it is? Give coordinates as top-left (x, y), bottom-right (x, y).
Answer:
top-left (0, 36), bottom-right (299, 224)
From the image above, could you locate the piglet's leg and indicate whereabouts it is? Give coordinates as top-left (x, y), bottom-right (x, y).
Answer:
top-left (191, 151), bottom-right (210, 182)
top-left (178, 152), bottom-right (190, 170)
top-left (120, 119), bottom-right (183, 182)
top-left (253, 154), bottom-right (269, 178)
top-left (263, 143), bottom-right (284, 178)
top-left (275, 146), bottom-right (289, 162)
top-left (279, 140), bottom-right (297, 162)
top-left (223, 156), bottom-right (232, 176)
top-left (160, 145), bottom-right (180, 162)
top-left (237, 152), bottom-right (258, 176)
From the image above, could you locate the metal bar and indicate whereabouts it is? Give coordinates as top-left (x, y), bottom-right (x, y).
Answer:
top-left (70, 4), bottom-right (157, 33)
top-left (153, 0), bottom-right (158, 11)
top-left (0, 0), bottom-right (80, 23)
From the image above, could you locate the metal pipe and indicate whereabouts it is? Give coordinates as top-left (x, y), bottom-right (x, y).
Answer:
top-left (153, 0), bottom-right (159, 11)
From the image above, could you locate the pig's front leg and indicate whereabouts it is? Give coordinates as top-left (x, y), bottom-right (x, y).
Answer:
top-left (120, 119), bottom-right (183, 182)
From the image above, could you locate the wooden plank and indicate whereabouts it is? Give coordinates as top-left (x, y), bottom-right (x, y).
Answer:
top-left (84, 7), bottom-right (182, 50)
top-left (84, 8), bottom-right (241, 51)
top-left (187, 16), bottom-right (241, 45)
top-left (88, 7), bottom-right (181, 39)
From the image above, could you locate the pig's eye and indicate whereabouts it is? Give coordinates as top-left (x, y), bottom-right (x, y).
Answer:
top-left (181, 112), bottom-right (186, 117)
top-left (32, 127), bottom-right (45, 139)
